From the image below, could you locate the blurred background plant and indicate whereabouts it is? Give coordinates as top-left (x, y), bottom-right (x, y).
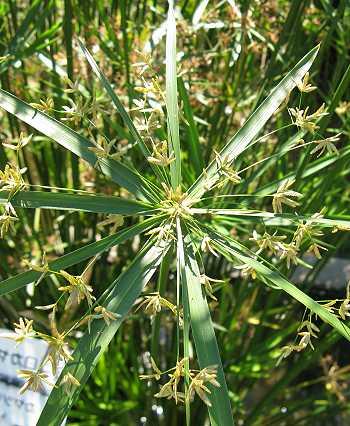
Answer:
top-left (0, 0), bottom-right (350, 425)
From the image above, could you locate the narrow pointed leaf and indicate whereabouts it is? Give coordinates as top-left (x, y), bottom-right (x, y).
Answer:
top-left (188, 45), bottom-right (320, 200)
top-left (77, 39), bottom-right (150, 159)
top-left (77, 40), bottom-right (168, 187)
top-left (192, 208), bottom-right (350, 229)
top-left (209, 228), bottom-right (350, 342)
top-left (37, 241), bottom-right (169, 426)
top-left (179, 229), bottom-right (233, 426)
top-left (0, 217), bottom-right (161, 296)
top-left (0, 89), bottom-right (158, 202)
top-left (239, 252), bottom-right (350, 341)
top-left (166, 1), bottom-right (181, 188)
top-left (0, 191), bottom-right (154, 216)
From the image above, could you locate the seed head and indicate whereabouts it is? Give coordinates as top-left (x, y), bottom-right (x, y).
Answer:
top-left (278, 242), bottom-right (299, 269)
top-left (140, 357), bottom-right (162, 381)
top-left (0, 164), bottom-right (26, 197)
top-left (187, 366), bottom-right (220, 407)
top-left (61, 373), bottom-right (80, 395)
top-left (200, 275), bottom-right (224, 300)
top-left (0, 207), bottom-right (18, 238)
top-left (94, 306), bottom-right (120, 325)
top-left (1, 318), bottom-right (36, 345)
top-left (30, 97), bottom-right (54, 113)
top-left (2, 132), bottom-right (32, 152)
top-left (201, 236), bottom-right (219, 257)
top-left (289, 104), bottom-right (328, 134)
top-left (137, 292), bottom-right (176, 316)
top-left (250, 230), bottom-right (286, 255)
top-left (59, 270), bottom-right (95, 308)
top-left (272, 179), bottom-right (302, 213)
top-left (17, 369), bottom-right (54, 394)
top-left (310, 133), bottom-right (341, 157)
top-left (296, 72), bottom-right (317, 93)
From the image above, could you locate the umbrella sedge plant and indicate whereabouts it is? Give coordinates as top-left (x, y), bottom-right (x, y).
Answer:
top-left (0, 2), bottom-right (349, 425)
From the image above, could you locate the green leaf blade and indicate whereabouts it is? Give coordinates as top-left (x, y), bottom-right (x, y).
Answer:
top-left (77, 39), bottom-right (149, 157)
top-left (37, 241), bottom-right (169, 426)
top-left (0, 89), bottom-right (157, 202)
top-left (166, 1), bottom-right (181, 188)
top-left (180, 230), bottom-right (234, 426)
top-left (209, 227), bottom-right (350, 343)
top-left (0, 217), bottom-right (161, 296)
top-left (178, 77), bottom-right (204, 177)
top-left (188, 45), bottom-right (320, 201)
top-left (0, 191), bottom-right (154, 215)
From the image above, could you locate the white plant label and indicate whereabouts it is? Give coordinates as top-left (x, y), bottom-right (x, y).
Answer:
top-left (0, 329), bottom-right (65, 426)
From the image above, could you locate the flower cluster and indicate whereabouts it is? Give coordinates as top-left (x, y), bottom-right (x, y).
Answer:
top-left (322, 355), bottom-right (350, 402)
top-left (131, 52), bottom-right (175, 169)
top-left (140, 357), bottom-right (220, 407)
top-left (200, 275), bottom-right (224, 300)
top-left (2, 132), bottom-right (32, 153)
top-left (0, 163), bottom-right (26, 197)
top-left (137, 292), bottom-right (177, 316)
top-left (278, 282), bottom-right (350, 364)
top-left (277, 317), bottom-right (320, 365)
top-left (215, 151), bottom-right (241, 188)
top-left (0, 202), bottom-right (18, 239)
top-left (272, 179), bottom-right (302, 214)
top-left (310, 133), bottom-right (341, 157)
top-left (147, 140), bottom-right (175, 167)
top-left (58, 270), bottom-right (95, 309)
top-left (288, 103), bottom-right (328, 134)
top-left (30, 97), bottom-right (54, 113)
top-left (250, 210), bottom-right (328, 269)
top-left (0, 255), bottom-right (121, 396)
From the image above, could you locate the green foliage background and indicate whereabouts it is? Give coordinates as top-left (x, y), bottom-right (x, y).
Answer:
top-left (0, 1), bottom-right (350, 425)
